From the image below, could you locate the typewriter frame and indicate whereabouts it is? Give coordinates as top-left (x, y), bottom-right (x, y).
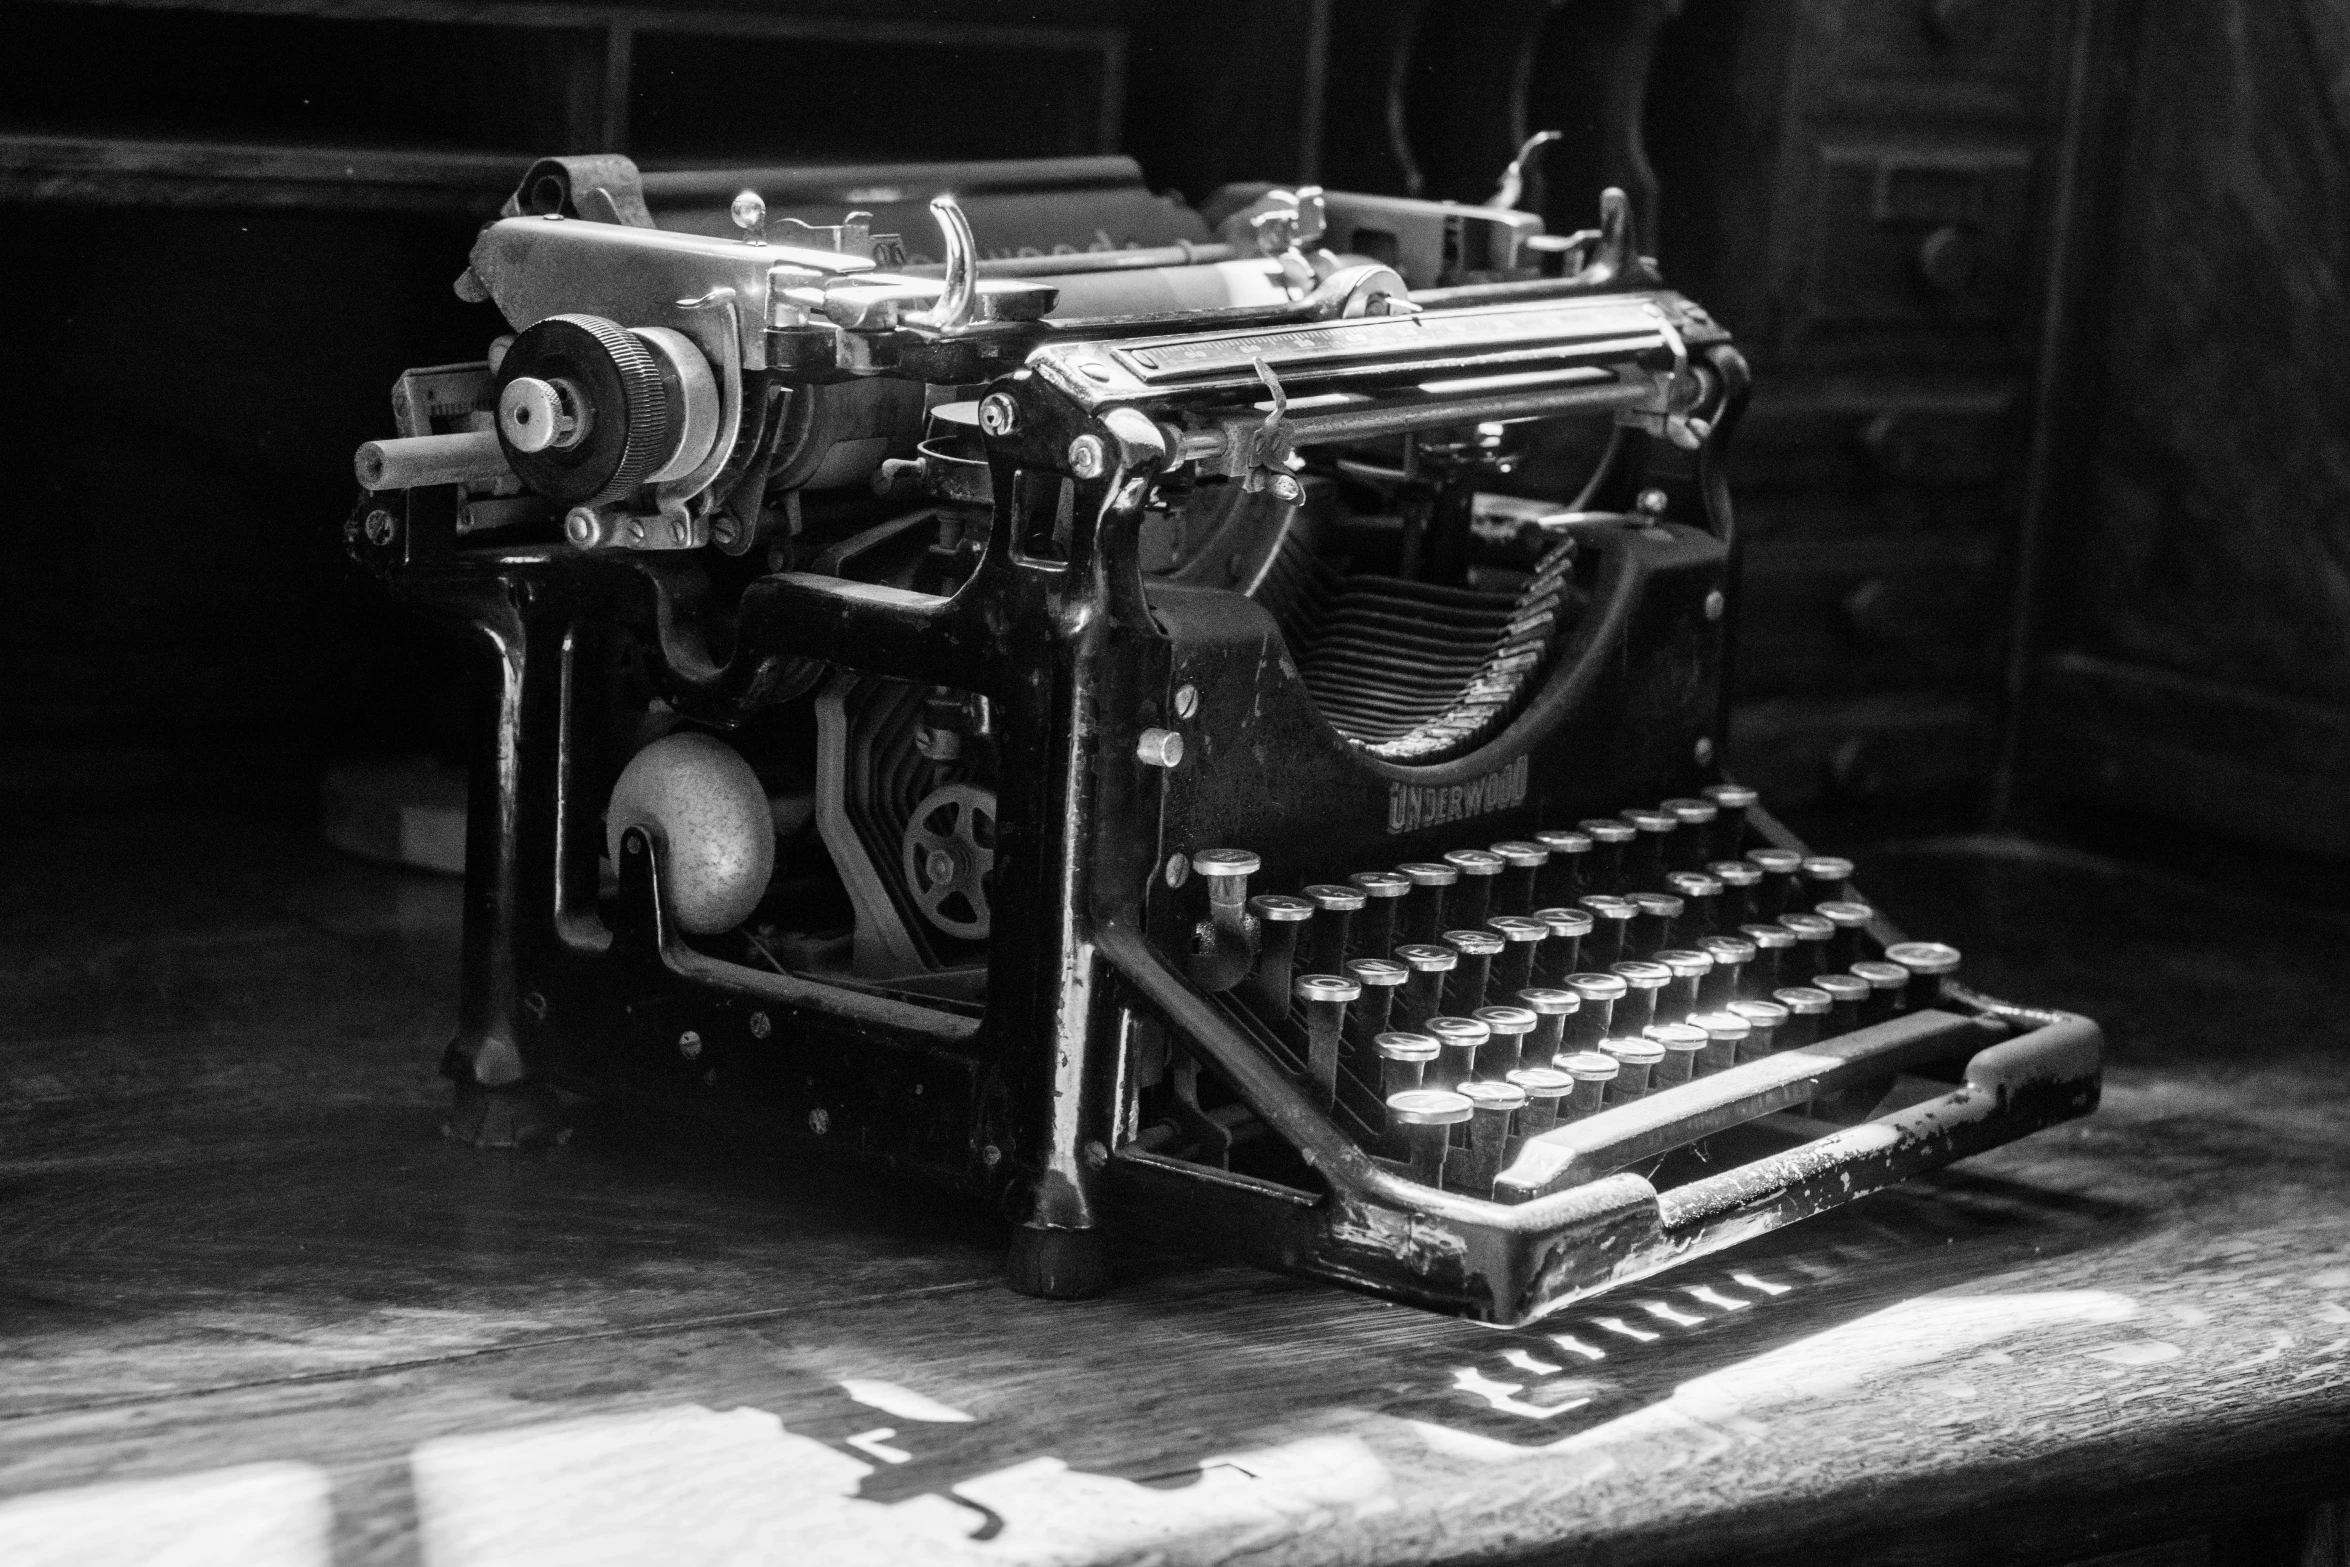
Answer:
top-left (354, 194), bottom-right (2101, 1327)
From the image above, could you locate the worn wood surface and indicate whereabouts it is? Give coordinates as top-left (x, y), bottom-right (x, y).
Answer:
top-left (4, 812), bottom-right (2349, 1565)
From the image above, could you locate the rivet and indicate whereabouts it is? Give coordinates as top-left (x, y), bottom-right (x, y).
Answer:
top-left (678, 1029), bottom-right (703, 1060)
top-left (980, 1143), bottom-right (1003, 1167)
top-left (1173, 684), bottom-right (1199, 719)
top-left (1694, 736), bottom-right (1716, 764)
top-left (1705, 590), bottom-right (1725, 621)
top-left (808, 1107), bottom-right (831, 1135)
top-left (564, 507), bottom-right (599, 547)
top-left (1079, 361), bottom-right (1112, 382)
top-left (1165, 852), bottom-right (1190, 888)
top-left (1637, 487), bottom-right (1669, 515)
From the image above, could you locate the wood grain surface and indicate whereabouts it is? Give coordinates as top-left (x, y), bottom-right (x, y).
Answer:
top-left (4, 812), bottom-right (2348, 1565)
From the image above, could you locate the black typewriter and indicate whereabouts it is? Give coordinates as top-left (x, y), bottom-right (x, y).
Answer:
top-left (347, 148), bottom-right (2101, 1325)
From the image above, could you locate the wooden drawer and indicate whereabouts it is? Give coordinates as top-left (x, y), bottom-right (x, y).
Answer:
top-left (1731, 379), bottom-right (2027, 491)
top-left (1730, 691), bottom-right (1997, 808)
top-left (1734, 535), bottom-right (2006, 697)
top-left (1815, 0), bottom-right (2071, 119)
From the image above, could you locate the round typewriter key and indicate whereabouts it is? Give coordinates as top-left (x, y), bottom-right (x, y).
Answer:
top-left (1515, 986), bottom-right (1577, 1061)
top-left (1343, 957), bottom-right (1409, 1066)
top-left (1507, 1066), bottom-right (1575, 1138)
top-left (1457, 1079), bottom-right (1529, 1191)
top-left (1563, 971), bottom-right (1628, 1052)
top-left (1391, 942), bottom-right (1458, 1030)
top-left (1294, 973), bottom-right (1361, 1107)
top-left (1771, 985), bottom-right (1831, 1050)
top-left (1653, 948), bottom-right (1714, 1024)
top-left (1534, 828), bottom-right (1592, 906)
top-left (1703, 782), bottom-right (1759, 860)
top-left (1850, 959), bottom-right (1910, 1024)
top-left (1780, 911), bottom-right (1835, 972)
top-left (1192, 848), bottom-right (1260, 957)
top-left (1577, 817), bottom-right (1637, 893)
top-left (1884, 940), bottom-right (1962, 1012)
top-left (1727, 997), bottom-right (1789, 1061)
top-left (1531, 905), bottom-right (1594, 982)
top-left (1485, 914), bottom-right (1549, 997)
top-left (1708, 859), bottom-right (1764, 926)
top-left (1810, 972), bottom-right (1870, 1038)
top-left (1628, 890), bottom-right (1684, 955)
top-left (1598, 1035), bottom-right (1666, 1103)
top-left (1302, 883), bottom-right (1367, 976)
top-left (1688, 1010), bottom-right (1750, 1075)
top-left (1424, 1014), bottom-right (1492, 1093)
top-left (1577, 893), bottom-right (1636, 967)
top-left (1661, 797), bottom-right (1720, 872)
top-left (1244, 893), bottom-right (1316, 1024)
top-left (1490, 840), bottom-right (1550, 916)
top-left (1738, 920), bottom-right (1796, 994)
top-left (1558, 1050), bottom-right (1619, 1118)
top-left (1346, 870), bottom-right (1412, 959)
top-left (1746, 847), bottom-right (1804, 917)
top-left (1375, 1030), bottom-right (1440, 1098)
top-left (1443, 848), bottom-right (1506, 930)
top-left (1608, 958), bottom-right (1671, 1036)
top-left (1385, 1088), bottom-right (1473, 1187)
top-left (1644, 1021), bottom-right (1708, 1087)
top-left (1620, 807), bottom-right (1678, 889)
top-left (1472, 1003), bottom-right (1539, 1078)
top-left (1665, 870), bottom-right (1724, 939)
top-left (1815, 899), bottom-right (1876, 967)
top-left (1696, 932), bottom-right (1757, 1007)
top-left (1397, 860), bottom-right (1459, 943)
top-left (1440, 927), bottom-right (1504, 1013)
top-left (1802, 855), bottom-right (1857, 901)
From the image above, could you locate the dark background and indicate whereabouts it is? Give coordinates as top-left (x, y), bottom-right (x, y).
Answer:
top-left (3, 0), bottom-right (2343, 884)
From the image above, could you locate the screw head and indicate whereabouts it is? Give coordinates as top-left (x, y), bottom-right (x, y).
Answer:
top-left (979, 1142), bottom-right (1003, 1168)
top-left (1173, 684), bottom-right (1199, 720)
top-left (747, 1010), bottom-right (771, 1040)
top-left (1637, 487), bottom-right (1670, 515)
top-left (1165, 852), bottom-right (1190, 888)
top-left (730, 188), bottom-right (766, 235)
top-left (669, 517), bottom-right (688, 546)
top-left (1694, 736), bottom-right (1716, 764)
top-left (1705, 589), bottom-right (1725, 621)
top-left (1083, 1140), bottom-right (1110, 1170)
top-left (564, 507), bottom-right (600, 547)
top-left (625, 517), bottom-right (648, 546)
top-left (808, 1107), bottom-right (831, 1135)
top-left (1067, 433), bottom-right (1109, 478)
top-left (1267, 472), bottom-right (1306, 506)
top-left (977, 393), bottom-right (1018, 436)
top-left (363, 509), bottom-right (396, 547)
top-left (678, 1030), bottom-right (703, 1060)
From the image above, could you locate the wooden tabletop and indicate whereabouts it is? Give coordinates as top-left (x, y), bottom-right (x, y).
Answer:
top-left (4, 812), bottom-right (2349, 1566)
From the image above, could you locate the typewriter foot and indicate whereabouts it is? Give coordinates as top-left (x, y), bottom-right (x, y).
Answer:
top-left (1006, 1224), bottom-right (1112, 1300)
top-left (444, 1080), bottom-right (568, 1151)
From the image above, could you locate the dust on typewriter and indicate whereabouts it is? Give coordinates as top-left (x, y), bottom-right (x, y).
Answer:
top-left (348, 145), bottom-right (2101, 1325)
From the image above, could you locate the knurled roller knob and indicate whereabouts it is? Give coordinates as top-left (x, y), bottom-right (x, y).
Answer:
top-left (496, 313), bottom-right (677, 505)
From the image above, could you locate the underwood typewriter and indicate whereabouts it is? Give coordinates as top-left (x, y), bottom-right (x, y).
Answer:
top-left (348, 149), bottom-right (2100, 1325)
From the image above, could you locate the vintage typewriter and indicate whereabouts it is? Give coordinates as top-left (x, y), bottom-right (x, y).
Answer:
top-left (348, 147), bottom-right (2100, 1325)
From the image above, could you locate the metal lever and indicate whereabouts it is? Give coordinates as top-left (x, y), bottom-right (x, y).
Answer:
top-left (1487, 129), bottom-right (1563, 211)
top-left (909, 194), bottom-right (978, 332)
top-left (1243, 354), bottom-right (1306, 506)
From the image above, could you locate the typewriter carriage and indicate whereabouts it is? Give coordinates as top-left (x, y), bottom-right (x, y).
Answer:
top-left (348, 156), bottom-right (2100, 1322)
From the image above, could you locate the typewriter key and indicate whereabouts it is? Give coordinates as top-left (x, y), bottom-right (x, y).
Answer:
top-left (1577, 894), bottom-right (1636, 967)
top-left (1558, 1050), bottom-right (1619, 1119)
top-left (1708, 859), bottom-right (1764, 927)
top-left (1425, 1015), bottom-right (1492, 1094)
top-left (1609, 959), bottom-right (1671, 1036)
top-left (1302, 883), bottom-right (1366, 978)
top-left (1653, 948), bottom-right (1714, 1024)
top-left (1562, 972), bottom-right (1627, 1052)
top-left (1660, 798), bottom-right (1719, 873)
top-left (1533, 828), bottom-right (1592, 906)
top-left (1507, 1066), bottom-right (1575, 1139)
top-left (1850, 959), bottom-right (1909, 1025)
top-left (1397, 861), bottom-right (1459, 943)
top-left (1440, 927), bottom-right (1505, 1014)
top-left (1627, 891), bottom-right (1683, 955)
top-left (1702, 782), bottom-right (1759, 861)
top-left (1815, 899), bottom-right (1875, 967)
top-left (1598, 1036), bottom-right (1665, 1103)
top-left (1375, 1030), bottom-right (1439, 1099)
top-left (1531, 905), bottom-right (1593, 981)
top-left (1746, 847), bottom-right (1804, 917)
top-left (1771, 985), bottom-right (1831, 1050)
top-left (1490, 840), bottom-right (1550, 916)
top-left (1577, 818), bottom-right (1638, 894)
top-left (1443, 848), bottom-right (1506, 930)
top-left (1385, 1089), bottom-right (1473, 1187)
top-left (1696, 933), bottom-right (1757, 1007)
top-left (1473, 1003), bottom-right (1539, 1078)
top-left (1727, 997), bottom-right (1789, 1061)
top-left (1244, 893), bottom-right (1316, 1024)
top-left (1515, 987), bottom-right (1577, 1062)
top-left (1346, 870), bottom-right (1412, 960)
top-left (1810, 972), bottom-right (1869, 1038)
top-left (1883, 940), bottom-right (1962, 1013)
top-left (1293, 974), bottom-right (1360, 1108)
top-left (1190, 848), bottom-right (1261, 989)
top-left (1780, 911), bottom-right (1835, 973)
top-left (1485, 914), bottom-right (1548, 997)
top-left (1620, 808), bottom-right (1678, 889)
top-left (1644, 1021), bottom-right (1708, 1088)
top-left (1738, 921), bottom-right (1796, 995)
top-left (1664, 870), bottom-right (1724, 939)
top-left (1802, 855), bottom-right (1857, 901)
top-left (1343, 956), bottom-right (1409, 1060)
top-left (1687, 1010), bottom-right (1750, 1075)
top-left (1458, 1080), bottom-right (1529, 1191)
top-left (1392, 943), bottom-right (1458, 1031)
